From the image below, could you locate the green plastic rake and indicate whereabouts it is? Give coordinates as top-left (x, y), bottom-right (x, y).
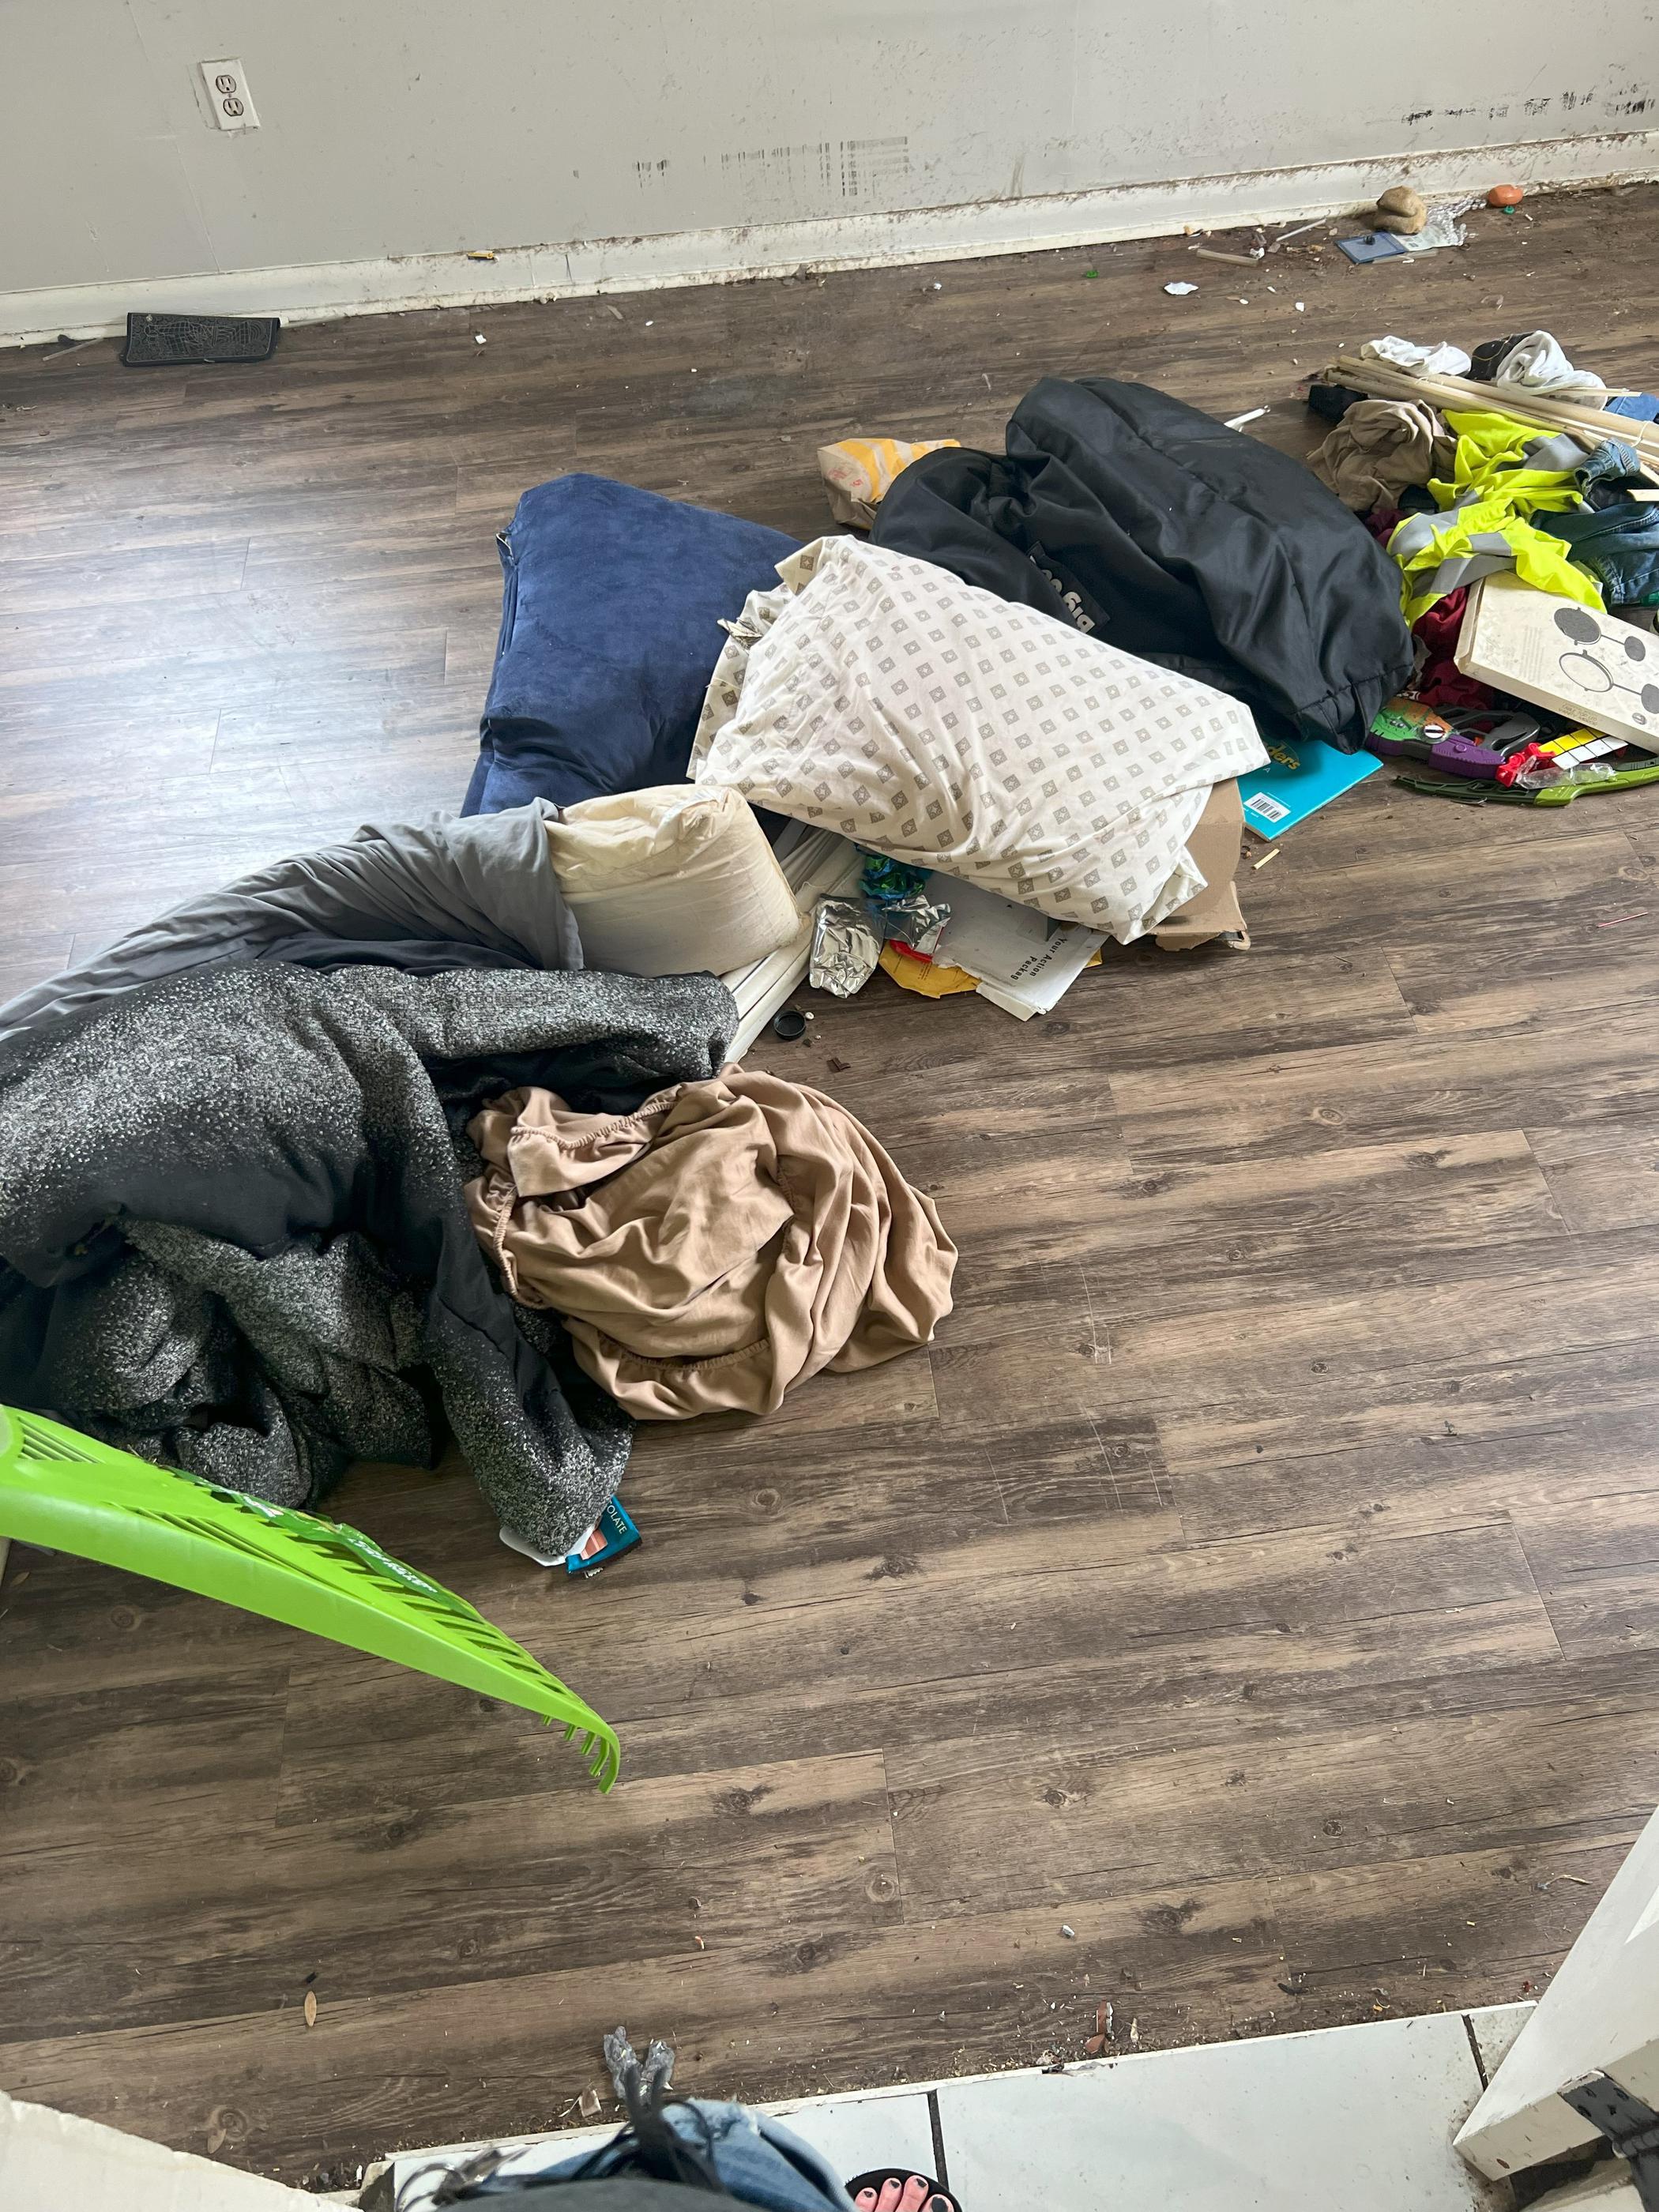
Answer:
top-left (0, 1405), bottom-right (619, 1792)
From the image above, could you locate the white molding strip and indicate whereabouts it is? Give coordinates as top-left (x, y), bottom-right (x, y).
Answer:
top-left (5, 129), bottom-right (1657, 348)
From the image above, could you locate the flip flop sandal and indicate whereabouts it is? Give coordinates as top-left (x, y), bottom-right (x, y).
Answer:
top-left (845, 2168), bottom-right (961, 2212)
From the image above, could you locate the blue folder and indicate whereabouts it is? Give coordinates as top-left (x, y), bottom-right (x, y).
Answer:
top-left (1237, 735), bottom-right (1381, 837)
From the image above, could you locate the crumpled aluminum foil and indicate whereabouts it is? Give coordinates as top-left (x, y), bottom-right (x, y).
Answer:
top-left (809, 897), bottom-right (881, 996)
top-left (878, 891), bottom-right (950, 957)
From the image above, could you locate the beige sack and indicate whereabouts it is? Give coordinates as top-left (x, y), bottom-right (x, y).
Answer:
top-left (544, 784), bottom-right (803, 977)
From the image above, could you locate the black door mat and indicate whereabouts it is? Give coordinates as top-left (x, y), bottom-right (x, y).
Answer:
top-left (122, 312), bottom-right (280, 366)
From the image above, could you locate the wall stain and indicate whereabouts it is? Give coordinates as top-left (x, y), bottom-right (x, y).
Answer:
top-left (718, 137), bottom-right (910, 201)
top-left (1404, 82), bottom-right (1646, 127)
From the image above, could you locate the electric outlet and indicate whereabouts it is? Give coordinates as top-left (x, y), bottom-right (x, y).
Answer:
top-left (198, 58), bottom-right (259, 132)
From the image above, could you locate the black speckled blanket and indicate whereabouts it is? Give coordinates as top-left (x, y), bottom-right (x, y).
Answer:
top-left (0, 961), bottom-right (732, 1553)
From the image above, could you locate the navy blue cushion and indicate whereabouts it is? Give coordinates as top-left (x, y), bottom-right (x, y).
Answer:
top-left (463, 475), bottom-right (799, 816)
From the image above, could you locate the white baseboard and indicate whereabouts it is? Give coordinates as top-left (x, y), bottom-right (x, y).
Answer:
top-left (4, 129), bottom-right (1657, 348)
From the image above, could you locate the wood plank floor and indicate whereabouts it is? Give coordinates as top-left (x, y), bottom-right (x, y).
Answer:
top-left (5, 186), bottom-right (1659, 2186)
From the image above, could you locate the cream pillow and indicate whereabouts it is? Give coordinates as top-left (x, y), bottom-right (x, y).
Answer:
top-left (544, 784), bottom-right (803, 977)
top-left (692, 537), bottom-right (1267, 944)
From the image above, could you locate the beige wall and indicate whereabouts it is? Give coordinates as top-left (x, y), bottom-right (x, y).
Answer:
top-left (2, 0), bottom-right (1657, 325)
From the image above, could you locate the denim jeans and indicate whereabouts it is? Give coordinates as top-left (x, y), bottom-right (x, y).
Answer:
top-left (476, 2100), bottom-right (856, 2212)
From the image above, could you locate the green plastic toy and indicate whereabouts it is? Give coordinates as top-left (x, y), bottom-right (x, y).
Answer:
top-left (0, 1405), bottom-right (619, 1792)
top-left (1396, 758), bottom-right (1659, 806)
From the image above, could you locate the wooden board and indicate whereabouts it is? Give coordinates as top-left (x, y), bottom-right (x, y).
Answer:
top-left (3, 182), bottom-right (1659, 2188)
top-left (1316, 352), bottom-right (1659, 465)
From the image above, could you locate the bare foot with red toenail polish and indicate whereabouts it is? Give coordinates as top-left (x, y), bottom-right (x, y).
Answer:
top-left (848, 2170), bottom-right (957, 2212)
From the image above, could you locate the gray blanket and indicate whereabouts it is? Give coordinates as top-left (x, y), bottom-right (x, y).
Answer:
top-left (0, 803), bottom-right (583, 1047)
top-left (0, 961), bottom-right (734, 1553)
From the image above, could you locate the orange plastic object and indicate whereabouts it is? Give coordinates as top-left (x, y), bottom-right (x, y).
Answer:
top-left (1487, 183), bottom-right (1525, 207)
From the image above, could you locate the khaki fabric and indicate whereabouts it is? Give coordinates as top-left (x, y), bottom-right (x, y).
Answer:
top-left (1310, 398), bottom-right (1455, 514)
top-left (1153, 780), bottom-right (1250, 951)
top-left (467, 1070), bottom-right (956, 1420)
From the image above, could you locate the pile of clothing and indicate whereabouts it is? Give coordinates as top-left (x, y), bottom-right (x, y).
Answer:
top-left (468, 1070), bottom-right (954, 1420)
top-left (0, 371), bottom-right (1420, 1556)
top-left (0, 812), bottom-right (950, 1556)
top-left (463, 377), bottom-right (1408, 1018)
top-left (1304, 331), bottom-right (1659, 802)
top-left (762, 378), bottom-right (1409, 1004)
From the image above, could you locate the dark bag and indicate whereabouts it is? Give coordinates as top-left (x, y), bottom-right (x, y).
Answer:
top-left (873, 376), bottom-right (1413, 749)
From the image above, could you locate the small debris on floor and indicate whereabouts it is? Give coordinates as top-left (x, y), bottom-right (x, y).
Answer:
top-left (303, 1990), bottom-right (318, 2027)
top-left (1060, 1924), bottom-right (1076, 1939)
top-left (1164, 281), bottom-right (1198, 296)
top-left (579, 2088), bottom-right (603, 2120)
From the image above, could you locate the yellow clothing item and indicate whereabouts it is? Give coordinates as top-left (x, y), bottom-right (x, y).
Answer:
top-left (1391, 410), bottom-right (1603, 625)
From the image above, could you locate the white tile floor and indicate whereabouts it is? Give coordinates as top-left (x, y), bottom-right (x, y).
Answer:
top-left (936, 2011), bottom-right (1517, 2210)
top-left (762, 2089), bottom-right (937, 2188)
top-left (383, 2003), bottom-right (1532, 2210)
